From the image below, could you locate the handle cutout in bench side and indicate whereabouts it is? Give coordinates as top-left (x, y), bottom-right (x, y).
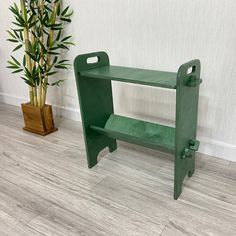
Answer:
top-left (87, 56), bottom-right (100, 64)
top-left (74, 51), bottom-right (110, 73)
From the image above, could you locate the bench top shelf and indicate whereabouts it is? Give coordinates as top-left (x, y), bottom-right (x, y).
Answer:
top-left (81, 65), bottom-right (177, 89)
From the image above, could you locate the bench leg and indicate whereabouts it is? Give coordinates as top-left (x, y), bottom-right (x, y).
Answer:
top-left (108, 140), bottom-right (117, 153)
top-left (86, 133), bottom-right (117, 168)
top-left (174, 152), bottom-right (195, 200)
top-left (76, 76), bottom-right (116, 168)
top-left (175, 59), bottom-right (200, 199)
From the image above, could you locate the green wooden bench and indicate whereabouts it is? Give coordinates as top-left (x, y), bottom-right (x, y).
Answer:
top-left (74, 51), bottom-right (202, 199)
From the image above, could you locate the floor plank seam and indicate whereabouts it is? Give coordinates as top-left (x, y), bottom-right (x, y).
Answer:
top-left (89, 174), bottom-right (108, 191)
top-left (25, 205), bottom-right (54, 226)
top-left (0, 153), bottom-right (100, 195)
top-left (0, 173), bottom-right (114, 234)
top-left (160, 224), bottom-right (167, 236)
top-left (0, 209), bottom-right (46, 236)
top-left (0, 171), bottom-right (57, 207)
top-left (89, 176), bottom-right (168, 228)
top-left (0, 168), bottom-right (126, 234)
top-left (36, 203), bottom-right (116, 235)
top-left (24, 223), bottom-right (47, 236)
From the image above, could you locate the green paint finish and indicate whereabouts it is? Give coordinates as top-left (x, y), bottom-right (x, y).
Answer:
top-left (81, 65), bottom-right (177, 89)
top-left (189, 140), bottom-right (200, 151)
top-left (90, 114), bottom-right (175, 154)
top-left (74, 52), bottom-right (117, 168)
top-left (74, 51), bottom-right (202, 199)
top-left (174, 59), bottom-right (201, 199)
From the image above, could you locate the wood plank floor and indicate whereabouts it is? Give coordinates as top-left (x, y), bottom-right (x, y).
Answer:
top-left (0, 102), bottom-right (235, 236)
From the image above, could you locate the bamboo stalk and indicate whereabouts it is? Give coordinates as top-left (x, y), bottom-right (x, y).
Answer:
top-left (41, 0), bottom-right (60, 106)
top-left (33, 88), bottom-right (37, 106)
top-left (38, 0), bottom-right (44, 107)
top-left (30, 2), bottom-right (38, 107)
top-left (30, 2), bottom-right (36, 68)
top-left (20, 0), bottom-right (34, 105)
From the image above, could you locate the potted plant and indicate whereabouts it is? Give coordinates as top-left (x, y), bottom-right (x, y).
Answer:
top-left (7, 0), bottom-right (74, 135)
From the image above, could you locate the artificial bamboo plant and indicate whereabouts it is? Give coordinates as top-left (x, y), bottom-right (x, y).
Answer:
top-left (7, 0), bottom-right (74, 107)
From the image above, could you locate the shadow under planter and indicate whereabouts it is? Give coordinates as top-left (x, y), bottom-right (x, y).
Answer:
top-left (21, 103), bottom-right (58, 136)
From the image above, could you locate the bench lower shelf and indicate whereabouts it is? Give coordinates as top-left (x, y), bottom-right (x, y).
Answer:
top-left (90, 114), bottom-right (175, 154)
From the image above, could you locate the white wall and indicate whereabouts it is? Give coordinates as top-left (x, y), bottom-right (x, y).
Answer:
top-left (0, 0), bottom-right (236, 162)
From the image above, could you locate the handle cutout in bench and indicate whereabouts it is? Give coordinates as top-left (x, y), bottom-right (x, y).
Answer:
top-left (74, 51), bottom-right (109, 72)
top-left (87, 56), bottom-right (100, 64)
top-left (187, 66), bottom-right (196, 74)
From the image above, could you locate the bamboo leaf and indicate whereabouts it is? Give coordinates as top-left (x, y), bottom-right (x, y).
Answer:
top-left (7, 65), bottom-right (20, 69)
top-left (61, 35), bottom-right (72, 42)
top-left (55, 65), bottom-right (68, 69)
top-left (7, 60), bottom-right (18, 67)
top-left (7, 39), bottom-right (19, 43)
top-left (65, 11), bottom-right (73, 18)
top-left (23, 55), bottom-right (26, 66)
top-left (51, 79), bottom-right (64, 86)
top-left (64, 42), bottom-right (75, 46)
top-left (12, 68), bottom-right (23, 74)
top-left (11, 56), bottom-right (21, 66)
top-left (47, 71), bottom-right (57, 76)
top-left (61, 6), bottom-right (69, 16)
top-left (7, 30), bottom-right (16, 39)
top-left (13, 44), bottom-right (23, 52)
top-left (60, 17), bottom-right (71, 23)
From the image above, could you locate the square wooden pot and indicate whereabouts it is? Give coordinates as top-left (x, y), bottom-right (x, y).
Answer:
top-left (21, 103), bottom-right (58, 136)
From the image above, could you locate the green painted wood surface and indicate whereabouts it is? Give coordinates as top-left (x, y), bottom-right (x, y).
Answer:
top-left (81, 65), bottom-right (177, 89)
top-left (174, 59), bottom-right (201, 200)
top-left (90, 114), bottom-right (175, 154)
top-left (74, 52), bottom-right (117, 168)
top-left (74, 51), bottom-right (202, 200)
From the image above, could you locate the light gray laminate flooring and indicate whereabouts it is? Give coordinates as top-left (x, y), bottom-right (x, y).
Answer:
top-left (0, 103), bottom-right (235, 236)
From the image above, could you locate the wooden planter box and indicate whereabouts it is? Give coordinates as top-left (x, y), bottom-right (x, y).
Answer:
top-left (21, 103), bottom-right (58, 136)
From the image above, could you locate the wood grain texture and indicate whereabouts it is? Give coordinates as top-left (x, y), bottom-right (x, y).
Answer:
top-left (21, 103), bottom-right (57, 136)
top-left (0, 103), bottom-right (236, 235)
top-left (0, 177), bottom-right (51, 224)
top-left (0, 210), bottom-right (42, 236)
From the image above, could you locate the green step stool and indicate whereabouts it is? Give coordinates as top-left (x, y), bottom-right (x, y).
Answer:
top-left (74, 51), bottom-right (202, 200)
